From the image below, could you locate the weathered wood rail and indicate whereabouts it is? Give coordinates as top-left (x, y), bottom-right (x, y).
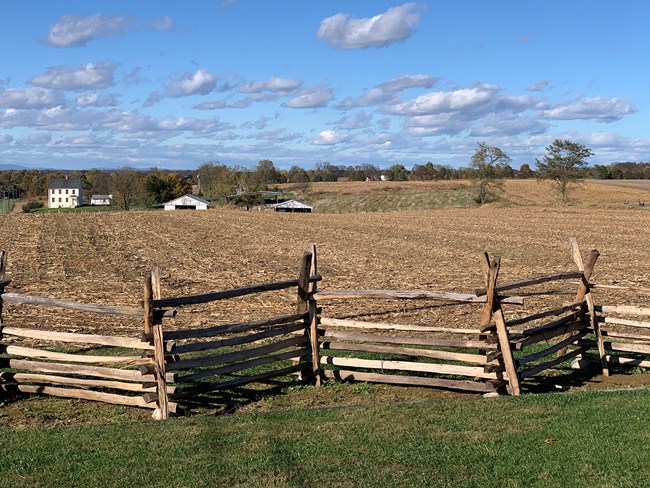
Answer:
top-left (1, 237), bottom-right (648, 419)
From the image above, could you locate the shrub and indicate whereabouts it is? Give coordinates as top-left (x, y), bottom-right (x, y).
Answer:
top-left (22, 201), bottom-right (44, 213)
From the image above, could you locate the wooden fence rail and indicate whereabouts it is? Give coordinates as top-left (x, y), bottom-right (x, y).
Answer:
top-left (1, 238), bottom-right (649, 419)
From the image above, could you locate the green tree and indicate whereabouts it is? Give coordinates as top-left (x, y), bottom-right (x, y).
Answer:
top-left (196, 163), bottom-right (241, 203)
top-left (470, 142), bottom-right (510, 204)
top-left (590, 164), bottom-right (611, 180)
top-left (313, 162), bottom-right (338, 182)
top-left (385, 164), bottom-right (409, 181)
top-left (253, 159), bottom-right (282, 187)
top-left (163, 172), bottom-right (192, 198)
top-left (535, 139), bottom-right (593, 203)
top-left (109, 168), bottom-right (142, 211)
top-left (86, 169), bottom-right (111, 195)
top-left (517, 164), bottom-right (534, 179)
top-left (287, 166), bottom-right (309, 183)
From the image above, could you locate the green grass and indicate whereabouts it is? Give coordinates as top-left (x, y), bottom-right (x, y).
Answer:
top-left (0, 198), bottom-right (17, 214)
top-left (1, 387), bottom-right (649, 487)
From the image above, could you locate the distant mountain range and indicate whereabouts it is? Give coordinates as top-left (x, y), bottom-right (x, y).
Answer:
top-left (0, 163), bottom-right (28, 170)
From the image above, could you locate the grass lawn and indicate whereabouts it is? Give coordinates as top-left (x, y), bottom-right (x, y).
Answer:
top-left (0, 387), bottom-right (648, 487)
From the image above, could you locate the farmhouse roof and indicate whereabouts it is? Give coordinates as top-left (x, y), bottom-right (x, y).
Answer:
top-left (49, 178), bottom-right (82, 189)
top-left (91, 194), bottom-right (113, 200)
top-left (271, 199), bottom-right (313, 210)
top-left (164, 194), bottom-right (210, 206)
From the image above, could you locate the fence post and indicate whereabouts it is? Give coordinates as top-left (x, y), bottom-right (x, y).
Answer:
top-left (0, 251), bottom-right (7, 326)
top-left (296, 250), bottom-right (318, 383)
top-left (480, 252), bottom-right (521, 396)
top-left (309, 245), bottom-right (321, 386)
top-left (144, 269), bottom-right (169, 419)
top-left (564, 238), bottom-right (608, 375)
top-left (297, 250), bottom-right (311, 314)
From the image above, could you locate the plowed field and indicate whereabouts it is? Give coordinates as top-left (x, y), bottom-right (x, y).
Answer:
top-left (1, 179), bottom-right (650, 336)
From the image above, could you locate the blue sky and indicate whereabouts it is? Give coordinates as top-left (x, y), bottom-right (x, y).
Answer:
top-left (0, 1), bottom-right (648, 170)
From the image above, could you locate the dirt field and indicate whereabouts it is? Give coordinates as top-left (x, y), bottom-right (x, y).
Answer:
top-left (1, 179), bottom-right (650, 425)
top-left (1, 179), bottom-right (649, 334)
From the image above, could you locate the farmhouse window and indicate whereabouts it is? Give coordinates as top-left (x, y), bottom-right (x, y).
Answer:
top-left (58, 198), bottom-right (61, 202)
top-left (66, 198), bottom-right (69, 202)
top-left (51, 198), bottom-right (55, 202)
top-left (66, 189), bottom-right (69, 194)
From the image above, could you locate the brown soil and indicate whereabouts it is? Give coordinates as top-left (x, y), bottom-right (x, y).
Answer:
top-left (1, 179), bottom-right (649, 427)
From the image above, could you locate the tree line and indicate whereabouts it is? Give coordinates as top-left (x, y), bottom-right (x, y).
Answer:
top-left (1, 141), bottom-right (648, 209)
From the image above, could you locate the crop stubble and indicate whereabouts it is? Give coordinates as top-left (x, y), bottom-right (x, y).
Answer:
top-left (1, 187), bottom-right (649, 336)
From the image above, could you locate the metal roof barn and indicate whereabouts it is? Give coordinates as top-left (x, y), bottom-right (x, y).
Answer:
top-left (163, 194), bottom-right (209, 211)
top-left (271, 199), bottom-right (313, 213)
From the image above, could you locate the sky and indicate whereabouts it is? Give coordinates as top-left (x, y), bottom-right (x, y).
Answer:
top-left (0, 1), bottom-right (648, 170)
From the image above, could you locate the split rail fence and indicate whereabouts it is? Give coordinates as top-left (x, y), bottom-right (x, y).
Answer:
top-left (1, 238), bottom-right (649, 419)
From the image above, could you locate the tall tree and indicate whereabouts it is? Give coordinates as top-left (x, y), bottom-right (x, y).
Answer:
top-left (253, 159), bottom-right (282, 187)
top-left (517, 163), bottom-right (534, 179)
top-left (385, 164), bottom-right (409, 181)
top-left (536, 139), bottom-right (593, 203)
top-left (470, 142), bottom-right (510, 204)
top-left (109, 168), bottom-right (142, 211)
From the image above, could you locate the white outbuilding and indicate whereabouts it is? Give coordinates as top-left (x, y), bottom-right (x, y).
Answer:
top-left (163, 194), bottom-right (209, 211)
top-left (90, 194), bottom-right (114, 206)
top-left (271, 199), bottom-right (313, 213)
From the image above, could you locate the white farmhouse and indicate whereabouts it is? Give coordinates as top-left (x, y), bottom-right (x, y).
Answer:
top-left (48, 178), bottom-right (83, 209)
top-left (163, 194), bottom-right (209, 211)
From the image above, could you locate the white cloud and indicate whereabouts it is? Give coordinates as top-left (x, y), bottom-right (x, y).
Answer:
top-left (143, 91), bottom-right (162, 108)
top-left (193, 100), bottom-right (228, 110)
top-left (31, 62), bottom-right (117, 91)
top-left (312, 130), bottom-right (347, 145)
top-left (0, 134), bottom-right (13, 144)
top-left (241, 76), bottom-right (303, 94)
top-left (284, 87), bottom-right (334, 109)
top-left (76, 92), bottom-right (120, 107)
top-left (338, 87), bottom-right (395, 109)
top-left (151, 16), bottom-right (173, 31)
top-left (252, 128), bottom-right (302, 143)
top-left (541, 96), bottom-right (636, 122)
top-left (387, 84), bottom-right (499, 116)
top-left (317, 3), bottom-right (421, 49)
top-left (18, 133), bottom-right (52, 144)
top-left (405, 113), bottom-right (469, 136)
top-left (47, 14), bottom-right (132, 47)
top-left (377, 74), bottom-right (437, 92)
top-left (339, 74), bottom-right (437, 109)
top-left (0, 87), bottom-right (65, 109)
top-left (57, 134), bottom-right (103, 147)
top-left (165, 69), bottom-right (218, 97)
top-left (527, 80), bottom-right (551, 92)
top-left (336, 111), bottom-right (373, 130)
top-left (470, 114), bottom-right (547, 137)
top-left (102, 110), bottom-right (232, 135)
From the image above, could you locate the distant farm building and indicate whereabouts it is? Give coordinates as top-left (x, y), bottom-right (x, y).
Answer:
top-left (90, 194), bottom-right (114, 206)
top-left (48, 177), bottom-right (83, 209)
top-left (271, 199), bottom-right (313, 213)
top-left (163, 194), bottom-right (209, 211)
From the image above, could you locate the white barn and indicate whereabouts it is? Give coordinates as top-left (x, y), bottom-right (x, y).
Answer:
top-left (271, 199), bottom-right (313, 213)
top-left (163, 194), bottom-right (209, 211)
top-left (48, 177), bottom-right (83, 209)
